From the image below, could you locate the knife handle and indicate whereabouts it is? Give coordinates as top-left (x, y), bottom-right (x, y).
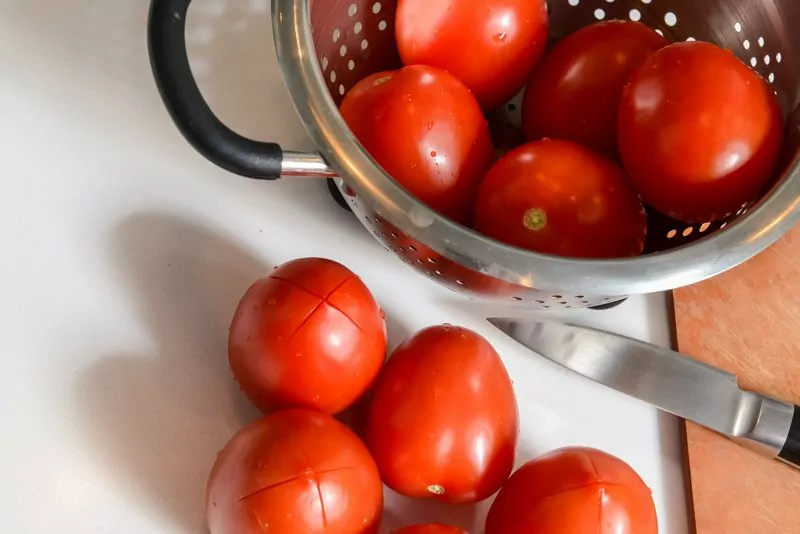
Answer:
top-left (778, 406), bottom-right (800, 468)
top-left (739, 396), bottom-right (799, 469)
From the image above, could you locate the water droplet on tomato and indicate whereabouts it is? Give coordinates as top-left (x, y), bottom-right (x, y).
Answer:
top-left (430, 150), bottom-right (437, 157)
top-left (380, 309), bottom-right (386, 319)
top-left (427, 120), bottom-right (434, 130)
top-left (494, 32), bottom-right (507, 42)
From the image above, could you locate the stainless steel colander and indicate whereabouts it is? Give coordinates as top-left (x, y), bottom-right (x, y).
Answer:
top-left (148, 0), bottom-right (799, 310)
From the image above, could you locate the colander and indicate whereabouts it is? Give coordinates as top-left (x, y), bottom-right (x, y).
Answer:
top-left (148, 0), bottom-right (799, 310)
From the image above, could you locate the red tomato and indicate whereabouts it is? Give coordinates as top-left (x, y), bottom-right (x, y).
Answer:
top-left (396, 0), bottom-right (548, 111)
top-left (341, 66), bottom-right (495, 225)
top-left (229, 257), bottom-right (386, 414)
top-left (473, 140), bottom-right (647, 258)
top-left (523, 21), bottom-right (667, 158)
top-left (618, 41), bottom-right (784, 222)
top-left (206, 409), bottom-right (383, 534)
top-left (392, 525), bottom-right (467, 534)
top-left (366, 325), bottom-right (518, 504)
top-left (485, 447), bottom-right (657, 534)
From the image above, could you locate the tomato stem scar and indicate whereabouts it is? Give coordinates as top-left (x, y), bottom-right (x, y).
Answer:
top-left (523, 208), bottom-right (547, 231)
top-left (427, 484), bottom-right (445, 495)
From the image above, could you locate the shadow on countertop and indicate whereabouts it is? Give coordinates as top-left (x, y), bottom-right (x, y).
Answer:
top-left (75, 212), bottom-right (267, 532)
top-left (73, 211), bottom-right (414, 533)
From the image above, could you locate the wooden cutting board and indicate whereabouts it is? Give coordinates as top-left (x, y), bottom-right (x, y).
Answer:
top-left (674, 226), bottom-right (800, 534)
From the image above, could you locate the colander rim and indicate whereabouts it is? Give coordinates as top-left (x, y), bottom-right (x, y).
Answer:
top-left (272, 0), bottom-right (799, 296)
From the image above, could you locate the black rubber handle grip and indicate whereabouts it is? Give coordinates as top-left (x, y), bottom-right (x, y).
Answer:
top-left (778, 406), bottom-right (800, 467)
top-left (148, 0), bottom-right (283, 179)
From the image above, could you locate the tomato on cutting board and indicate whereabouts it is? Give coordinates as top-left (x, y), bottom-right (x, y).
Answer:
top-left (473, 139), bottom-right (647, 258)
top-left (206, 409), bottom-right (383, 534)
top-left (366, 325), bottom-right (518, 504)
top-left (618, 41), bottom-right (784, 223)
top-left (395, 0), bottom-right (549, 111)
top-left (340, 66), bottom-right (495, 225)
top-left (229, 257), bottom-right (386, 415)
top-left (485, 447), bottom-right (657, 534)
top-left (392, 525), bottom-right (467, 534)
top-left (523, 20), bottom-right (668, 158)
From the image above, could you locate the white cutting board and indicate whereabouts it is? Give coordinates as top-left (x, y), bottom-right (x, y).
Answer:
top-left (0, 0), bottom-right (687, 532)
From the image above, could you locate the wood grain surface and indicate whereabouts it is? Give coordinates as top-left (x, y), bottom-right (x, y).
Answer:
top-left (674, 226), bottom-right (800, 534)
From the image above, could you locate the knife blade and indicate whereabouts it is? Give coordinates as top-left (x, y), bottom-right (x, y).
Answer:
top-left (488, 318), bottom-right (800, 469)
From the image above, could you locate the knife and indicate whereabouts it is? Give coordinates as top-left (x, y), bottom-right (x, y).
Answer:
top-left (488, 318), bottom-right (800, 469)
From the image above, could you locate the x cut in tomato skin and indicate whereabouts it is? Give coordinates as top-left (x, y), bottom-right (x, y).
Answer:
top-left (229, 257), bottom-right (387, 415)
top-left (207, 409), bottom-right (383, 534)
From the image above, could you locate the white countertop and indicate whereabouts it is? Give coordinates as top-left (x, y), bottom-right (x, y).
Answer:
top-left (0, 0), bottom-right (688, 532)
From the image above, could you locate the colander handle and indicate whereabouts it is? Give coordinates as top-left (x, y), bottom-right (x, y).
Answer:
top-left (147, 0), bottom-right (336, 180)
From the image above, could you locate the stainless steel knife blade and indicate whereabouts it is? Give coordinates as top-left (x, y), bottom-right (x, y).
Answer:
top-left (488, 318), bottom-right (800, 466)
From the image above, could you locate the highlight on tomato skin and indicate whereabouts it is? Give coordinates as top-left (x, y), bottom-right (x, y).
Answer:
top-left (206, 409), bottom-right (383, 534)
top-left (228, 257), bottom-right (387, 415)
top-left (485, 446), bottom-right (658, 534)
top-left (366, 324), bottom-right (519, 504)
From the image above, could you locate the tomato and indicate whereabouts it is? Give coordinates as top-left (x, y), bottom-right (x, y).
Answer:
top-left (206, 409), bottom-right (383, 534)
top-left (396, 0), bottom-right (548, 111)
top-left (366, 325), bottom-right (518, 504)
top-left (618, 41), bottom-right (784, 223)
top-left (341, 66), bottom-right (495, 225)
top-left (485, 447), bottom-right (657, 534)
top-left (229, 257), bottom-right (386, 414)
top-left (473, 140), bottom-right (647, 258)
top-left (523, 21), bottom-right (667, 158)
top-left (392, 525), bottom-right (467, 534)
